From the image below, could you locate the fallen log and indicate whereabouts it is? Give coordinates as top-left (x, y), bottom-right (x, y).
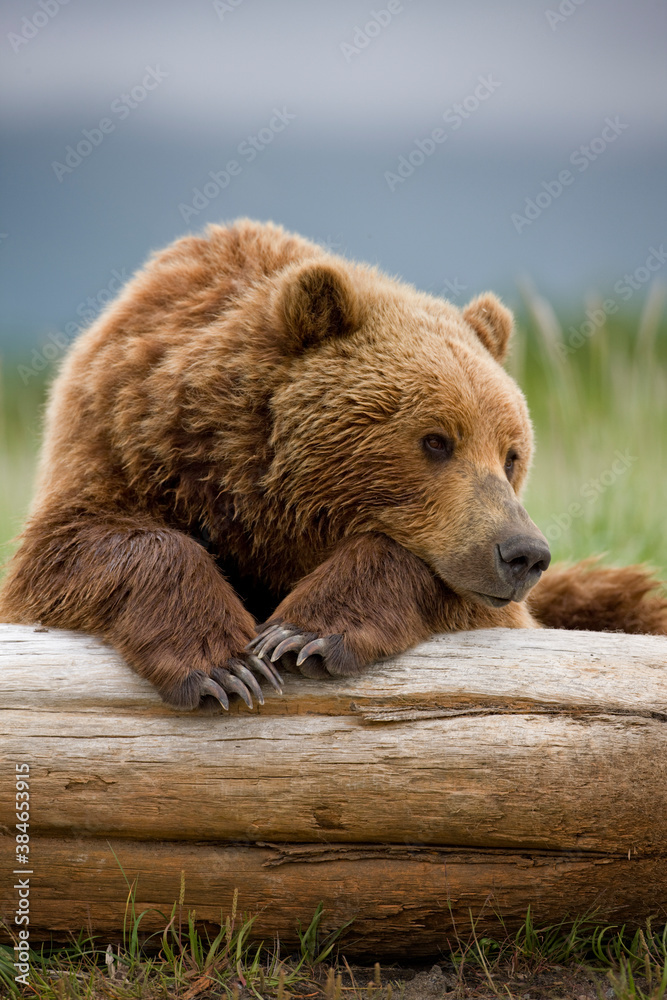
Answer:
top-left (1, 623), bottom-right (666, 955)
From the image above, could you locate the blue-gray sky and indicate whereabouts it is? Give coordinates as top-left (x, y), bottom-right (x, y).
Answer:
top-left (1, 0), bottom-right (665, 352)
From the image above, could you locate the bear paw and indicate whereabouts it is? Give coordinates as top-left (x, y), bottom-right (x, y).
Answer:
top-left (246, 623), bottom-right (360, 679)
top-left (197, 657), bottom-right (283, 711)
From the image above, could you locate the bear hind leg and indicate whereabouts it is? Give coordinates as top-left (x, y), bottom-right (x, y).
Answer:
top-left (526, 559), bottom-right (667, 634)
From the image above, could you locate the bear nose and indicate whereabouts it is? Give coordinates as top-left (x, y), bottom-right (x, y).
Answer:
top-left (496, 534), bottom-right (551, 588)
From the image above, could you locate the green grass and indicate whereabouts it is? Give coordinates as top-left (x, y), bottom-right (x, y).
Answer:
top-left (510, 282), bottom-right (667, 576)
top-left (0, 357), bottom-right (44, 567)
top-left (2, 895), bottom-right (666, 999)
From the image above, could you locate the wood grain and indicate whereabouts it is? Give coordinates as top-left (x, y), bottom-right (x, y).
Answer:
top-left (2, 708), bottom-right (666, 852)
top-left (1, 623), bottom-right (666, 949)
top-left (1, 837), bottom-right (665, 957)
top-left (2, 623), bottom-right (666, 717)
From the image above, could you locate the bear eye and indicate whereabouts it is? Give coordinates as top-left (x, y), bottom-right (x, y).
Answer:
top-left (504, 450), bottom-right (519, 478)
top-left (422, 434), bottom-right (455, 460)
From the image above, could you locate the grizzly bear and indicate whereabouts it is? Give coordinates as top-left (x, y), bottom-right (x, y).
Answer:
top-left (1, 219), bottom-right (665, 709)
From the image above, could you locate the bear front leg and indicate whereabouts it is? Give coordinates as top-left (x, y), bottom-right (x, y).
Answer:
top-left (0, 509), bottom-right (282, 708)
top-left (246, 533), bottom-right (450, 678)
top-left (249, 532), bottom-right (539, 678)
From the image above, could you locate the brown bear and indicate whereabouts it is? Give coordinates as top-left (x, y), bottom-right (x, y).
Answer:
top-left (1, 219), bottom-right (665, 709)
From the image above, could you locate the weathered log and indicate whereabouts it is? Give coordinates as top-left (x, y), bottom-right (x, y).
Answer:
top-left (1, 623), bottom-right (666, 955)
top-left (6, 839), bottom-right (667, 958)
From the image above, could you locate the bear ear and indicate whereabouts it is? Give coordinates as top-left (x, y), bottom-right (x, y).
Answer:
top-left (462, 293), bottom-right (514, 363)
top-left (272, 261), bottom-right (361, 352)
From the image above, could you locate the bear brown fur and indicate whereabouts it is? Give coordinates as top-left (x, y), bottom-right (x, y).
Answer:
top-left (1, 219), bottom-right (665, 708)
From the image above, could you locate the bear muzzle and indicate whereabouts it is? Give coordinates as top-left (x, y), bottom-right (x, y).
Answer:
top-left (464, 532), bottom-right (551, 608)
top-left (432, 502), bottom-right (551, 608)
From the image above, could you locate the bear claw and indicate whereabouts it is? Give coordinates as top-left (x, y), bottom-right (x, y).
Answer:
top-left (296, 637), bottom-right (329, 666)
top-left (200, 651), bottom-right (283, 711)
top-left (210, 666), bottom-right (254, 708)
top-left (248, 622), bottom-right (342, 677)
top-left (246, 630), bottom-right (272, 653)
top-left (255, 626), bottom-right (293, 660)
top-left (244, 653), bottom-right (284, 691)
top-left (270, 634), bottom-right (308, 661)
top-left (229, 658), bottom-right (265, 705)
top-left (200, 676), bottom-right (230, 709)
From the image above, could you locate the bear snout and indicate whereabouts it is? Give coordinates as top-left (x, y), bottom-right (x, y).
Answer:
top-left (430, 475), bottom-right (551, 606)
top-left (433, 522), bottom-right (551, 608)
top-left (494, 533), bottom-right (551, 600)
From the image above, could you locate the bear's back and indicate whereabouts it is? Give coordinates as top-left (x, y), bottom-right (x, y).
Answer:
top-left (31, 221), bottom-right (323, 509)
top-left (96, 218), bottom-right (322, 348)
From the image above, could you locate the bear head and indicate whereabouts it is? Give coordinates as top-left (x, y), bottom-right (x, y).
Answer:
top-left (264, 259), bottom-right (551, 608)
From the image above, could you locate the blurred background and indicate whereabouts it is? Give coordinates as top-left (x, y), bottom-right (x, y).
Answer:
top-left (1, 0), bottom-right (666, 578)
